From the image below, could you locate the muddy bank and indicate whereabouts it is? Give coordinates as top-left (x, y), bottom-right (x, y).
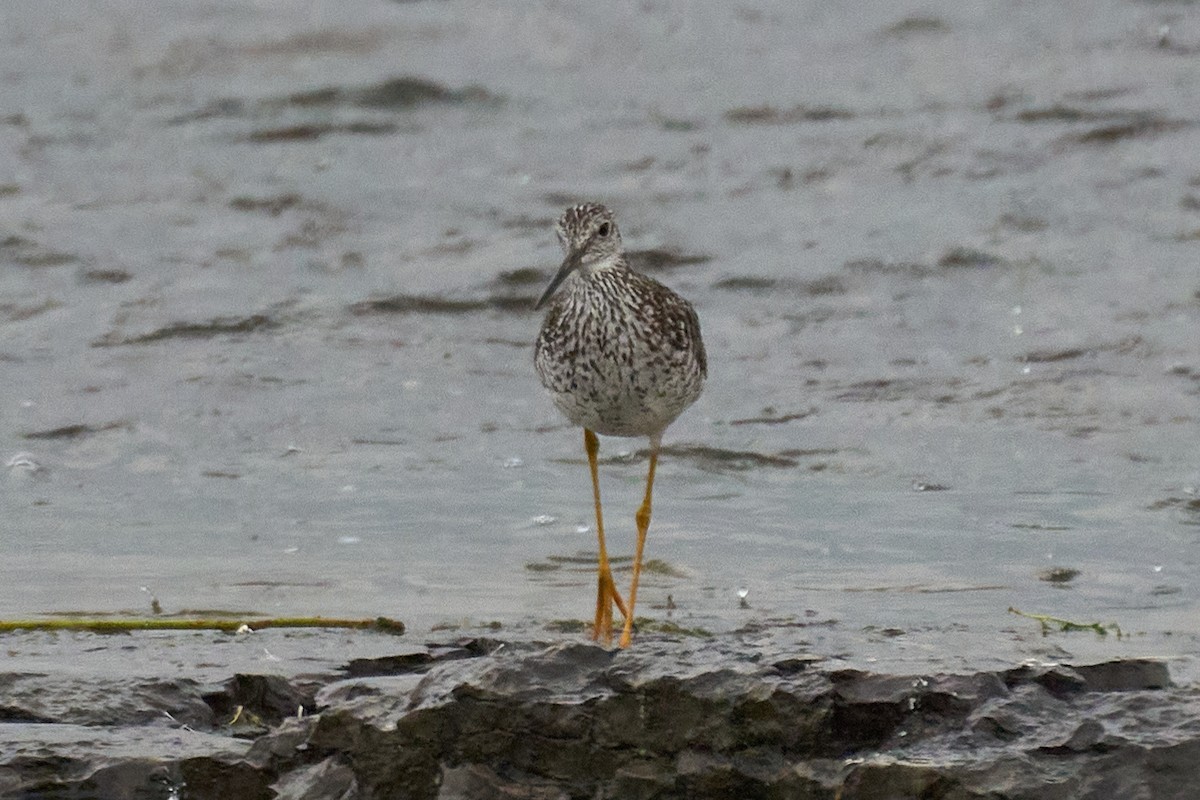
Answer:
top-left (0, 629), bottom-right (1195, 799)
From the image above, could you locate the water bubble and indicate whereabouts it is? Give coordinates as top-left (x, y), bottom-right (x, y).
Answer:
top-left (340, 484), bottom-right (357, 493)
top-left (503, 457), bottom-right (524, 469)
top-left (1021, 366), bottom-right (1031, 374)
top-left (574, 524), bottom-right (591, 534)
top-left (338, 535), bottom-right (361, 545)
top-left (139, 586), bottom-right (162, 614)
top-left (532, 514), bottom-right (555, 525)
top-left (6, 452), bottom-right (40, 472)
top-left (1154, 565), bottom-right (1163, 573)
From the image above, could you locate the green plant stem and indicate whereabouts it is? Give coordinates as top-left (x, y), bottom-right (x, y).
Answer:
top-left (0, 616), bottom-right (405, 634)
top-left (1008, 607), bottom-right (1121, 638)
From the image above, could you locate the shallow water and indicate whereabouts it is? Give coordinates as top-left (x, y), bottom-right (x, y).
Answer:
top-left (2, 0), bottom-right (1198, 676)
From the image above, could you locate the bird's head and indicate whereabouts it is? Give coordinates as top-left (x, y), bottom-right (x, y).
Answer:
top-left (536, 203), bottom-right (623, 309)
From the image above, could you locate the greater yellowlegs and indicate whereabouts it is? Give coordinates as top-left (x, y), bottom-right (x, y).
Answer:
top-left (534, 203), bottom-right (706, 647)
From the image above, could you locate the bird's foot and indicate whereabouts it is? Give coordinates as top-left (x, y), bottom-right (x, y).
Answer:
top-left (593, 568), bottom-right (627, 645)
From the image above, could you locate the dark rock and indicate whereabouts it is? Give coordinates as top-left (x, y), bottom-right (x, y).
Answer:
top-left (1074, 659), bottom-right (1172, 692)
top-left (203, 673), bottom-right (316, 729)
top-left (272, 755), bottom-right (358, 800)
top-left (315, 675), bottom-right (424, 729)
top-left (0, 636), bottom-right (1194, 800)
top-left (968, 682), bottom-right (1073, 743)
top-left (246, 716), bottom-right (318, 772)
top-left (1004, 662), bottom-right (1088, 697)
top-left (342, 647), bottom-right (439, 677)
top-left (438, 763), bottom-right (569, 800)
top-left (0, 723), bottom-right (261, 799)
top-left (1039, 718), bottom-right (1110, 753)
top-left (0, 674), bottom-right (215, 727)
top-left (180, 756), bottom-right (276, 800)
top-left (770, 654), bottom-right (822, 674)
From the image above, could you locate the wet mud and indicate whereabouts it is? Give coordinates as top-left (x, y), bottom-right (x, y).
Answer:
top-left (1, 630), bottom-right (1196, 799)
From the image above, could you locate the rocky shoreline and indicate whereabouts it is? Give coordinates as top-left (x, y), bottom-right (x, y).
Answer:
top-left (1, 630), bottom-right (1196, 799)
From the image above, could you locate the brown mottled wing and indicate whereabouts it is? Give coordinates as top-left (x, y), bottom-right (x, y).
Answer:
top-left (681, 299), bottom-right (706, 379)
top-left (635, 271), bottom-right (706, 379)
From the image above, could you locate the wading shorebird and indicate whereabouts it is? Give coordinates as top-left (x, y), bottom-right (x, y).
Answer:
top-left (534, 203), bottom-right (706, 647)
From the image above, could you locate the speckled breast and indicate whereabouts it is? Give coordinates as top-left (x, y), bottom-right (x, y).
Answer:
top-left (534, 269), bottom-right (706, 438)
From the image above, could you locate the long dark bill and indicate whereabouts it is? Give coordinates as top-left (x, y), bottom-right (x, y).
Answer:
top-left (534, 247), bottom-right (585, 310)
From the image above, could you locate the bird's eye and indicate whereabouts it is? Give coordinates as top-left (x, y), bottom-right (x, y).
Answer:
top-left (597, 222), bottom-right (611, 237)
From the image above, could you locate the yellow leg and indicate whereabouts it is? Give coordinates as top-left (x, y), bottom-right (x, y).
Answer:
top-left (620, 437), bottom-right (660, 648)
top-left (585, 429), bottom-right (627, 644)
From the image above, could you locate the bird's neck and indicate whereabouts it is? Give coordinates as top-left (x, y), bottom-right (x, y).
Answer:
top-left (580, 251), bottom-right (627, 278)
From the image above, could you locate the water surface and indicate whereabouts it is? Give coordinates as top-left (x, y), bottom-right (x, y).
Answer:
top-left (2, 0), bottom-right (1198, 677)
